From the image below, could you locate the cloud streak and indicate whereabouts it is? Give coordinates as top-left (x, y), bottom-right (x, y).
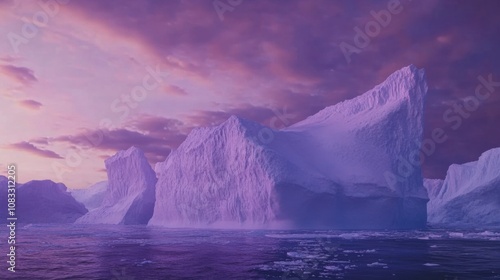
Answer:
top-left (0, 64), bottom-right (37, 85)
top-left (2, 0), bottom-right (500, 187)
top-left (8, 142), bottom-right (63, 159)
top-left (31, 115), bottom-right (188, 164)
top-left (18, 99), bottom-right (42, 110)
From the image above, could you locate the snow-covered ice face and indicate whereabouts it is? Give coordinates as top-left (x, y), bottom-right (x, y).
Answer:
top-left (146, 65), bottom-right (429, 230)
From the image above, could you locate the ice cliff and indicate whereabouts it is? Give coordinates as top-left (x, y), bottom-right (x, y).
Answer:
top-left (76, 147), bottom-right (156, 225)
top-left (425, 148), bottom-right (500, 227)
top-left (149, 65), bottom-right (429, 229)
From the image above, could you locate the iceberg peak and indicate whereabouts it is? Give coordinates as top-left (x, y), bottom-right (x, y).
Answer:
top-left (219, 115), bottom-right (263, 132)
top-left (105, 146), bottom-right (144, 164)
top-left (288, 65), bottom-right (427, 130)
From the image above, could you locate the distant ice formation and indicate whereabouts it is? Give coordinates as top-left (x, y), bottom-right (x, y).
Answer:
top-left (70, 181), bottom-right (108, 211)
top-left (424, 147), bottom-right (500, 227)
top-left (0, 177), bottom-right (87, 223)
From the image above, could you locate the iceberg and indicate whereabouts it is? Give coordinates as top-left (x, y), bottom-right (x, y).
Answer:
top-left (76, 147), bottom-right (156, 225)
top-left (70, 181), bottom-right (108, 211)
top-left (423, 178), bottom-right (444, 202)
top-left (0, 177), bottom-right (87, 223)
top-left (425, 148), bottom-right (500, 227)
top-left (149, 65), bottom-right (429, 229)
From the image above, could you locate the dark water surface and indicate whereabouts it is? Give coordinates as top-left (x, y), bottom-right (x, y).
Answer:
top-left (0, 224), bottom-right (499, 279)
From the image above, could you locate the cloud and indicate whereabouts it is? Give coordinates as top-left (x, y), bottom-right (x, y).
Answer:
top-left (0, 64), bottom-right (37, 85)
top-left (52, 129), bottom-right (172, 162)
top-left (6, 0), bottom-right (500, 181)
top-left (8, 142), bottom-right (63, 159)
top-left (125, 114), bottom-right (188, 148)
top-left (126, 114), bottom-right (183, 132)
top-left (97, 168), bottom-right (107, 173)
top-left (163, 84), bottom-right (188, 96)
top-left (18, 99), bottom-right (42, 110)
top-left (37, 115), bottom-right (188, 164)
top-left (0, 56), bottom-right (20, 63)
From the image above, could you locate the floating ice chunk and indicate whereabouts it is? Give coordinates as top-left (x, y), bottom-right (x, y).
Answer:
top-left (325, 265), bottom-right (343, 271)
top-left (367, 262), bottom-right (388, 267)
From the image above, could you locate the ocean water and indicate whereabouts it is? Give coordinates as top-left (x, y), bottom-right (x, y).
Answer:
top-left (0, 224), bottom-right (499, 279)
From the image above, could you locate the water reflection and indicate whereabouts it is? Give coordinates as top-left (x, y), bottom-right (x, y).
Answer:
top-left (0, 225), bottom-right (498, 279)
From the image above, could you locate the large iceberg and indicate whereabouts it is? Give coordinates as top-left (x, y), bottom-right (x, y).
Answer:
top-left (425, 148), bottom-right (500, 227)
top-left (76, 147), bottom-right (156, 225)
top-left (0, 177), bottom-right (87, 223)
top-left (149, 65), bottom-right (429, 229)
top-left (70, 181), bottom-right (108, 211)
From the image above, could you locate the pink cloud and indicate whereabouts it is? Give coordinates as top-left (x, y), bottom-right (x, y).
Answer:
top-left (163, 84), bottom-right (188, 96)
top-left (0, 64), bottom-right (37, 85)
top-left (8, 142), bottom-right (62, 159)
top-left (18, 99), bottom-right (42, 110)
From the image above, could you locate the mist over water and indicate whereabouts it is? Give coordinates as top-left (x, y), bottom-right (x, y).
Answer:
top-left (0, 224), bottom-right (499, 279)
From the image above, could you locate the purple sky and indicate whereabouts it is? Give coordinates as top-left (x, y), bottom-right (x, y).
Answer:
top-left (1, 0), bottom-right (500, 188)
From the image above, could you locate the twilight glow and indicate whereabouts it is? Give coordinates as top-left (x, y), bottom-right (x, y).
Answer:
top-left (1, 0), bottom-right (499, 188)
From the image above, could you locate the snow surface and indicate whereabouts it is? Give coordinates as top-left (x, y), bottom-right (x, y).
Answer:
top-left (0, 178), bottom-right (87, 223)
top-left (425, 147), bottom-right (500, 227)
top-left (76, 147), bottom-right (156, 225)
top-left (423, 178), bottom-right (444, 201)
top-left (149, 65), bottom-right (429, 229)
top-left (70, 181), bottom-right (108, 211)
